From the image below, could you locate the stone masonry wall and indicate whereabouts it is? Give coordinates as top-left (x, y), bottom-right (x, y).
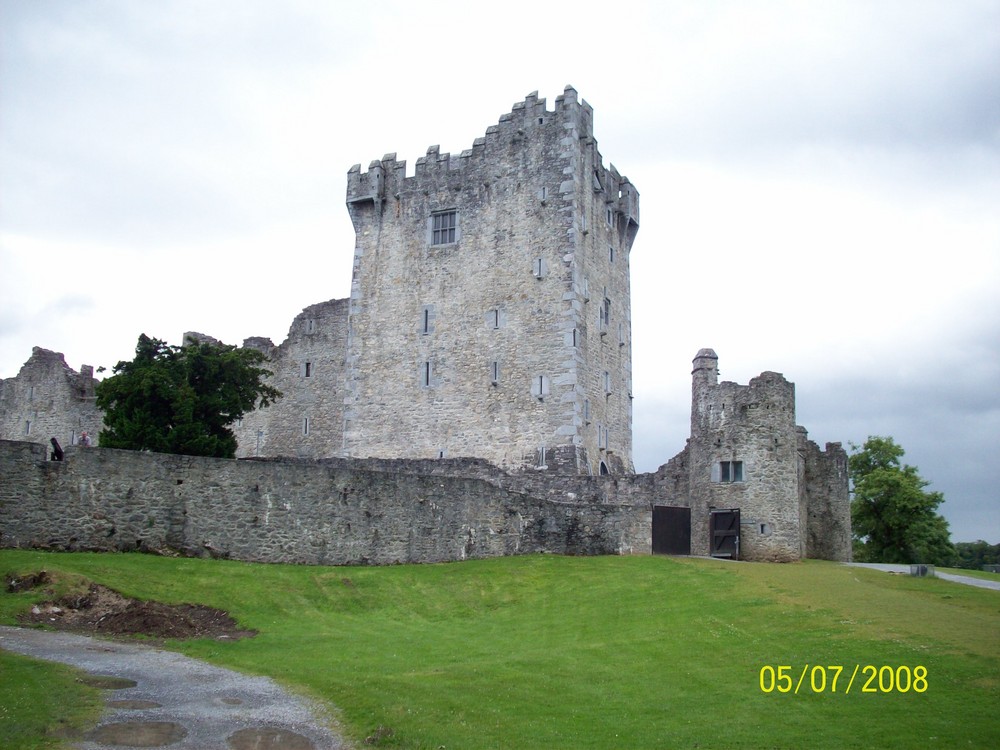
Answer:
top-left (0, 348), bottom-right (103, 451)
top-left (802, 437), bottom-right (852, 561)
top-left (343, 87), bottom-right (638, 474)
top-left (233, 299), bottom-right (349, 459)
top-left (0, 440), bottom-right (649, 565)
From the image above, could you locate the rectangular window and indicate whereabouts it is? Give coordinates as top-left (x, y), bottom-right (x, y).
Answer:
top-left (421, 304), bottom-right (435, 335)
top-left (305, 319), bottom-right (317, 334)
top-left (600, 297), bottom-right (611, 332)
top-left (422, 361), bottom-right (432, 387)
top-left (609, 245), bottom-right (615, 263)
top-left (25, 420), bottom-right (31, 436)
top-left (533, 257), bottom-right (547, 279)
top-left (431, 210), bottom-right (457, 245)
top-left (606, 207), bottom-right (613, 225)
top-left (303, 362), bottom-right (312, 378)
top-left (531, 374), bottom-right (550, 400)
top-left (492, 308), bottom-right (500, 329)
top-left (719, 461), bottom-right (744, 483)
top-left (491, 360), bottom-right (501, 384)
top-left (603, 370), bottom-right (612, 394)
top-left (302, 417), bottom-right (310, 436)
top-left (583, 398), bottom-right (591, 424)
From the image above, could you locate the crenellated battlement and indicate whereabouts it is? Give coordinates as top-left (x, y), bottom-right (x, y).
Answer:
top-left (346, 85), bottom-right (624, 207)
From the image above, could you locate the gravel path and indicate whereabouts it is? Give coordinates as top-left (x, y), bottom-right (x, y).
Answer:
top-left (0, 626), bottom-right (347, 749)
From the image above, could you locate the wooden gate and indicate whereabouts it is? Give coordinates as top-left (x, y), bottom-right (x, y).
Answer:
top-left (652, 506), bottom-right (691, 555)
top-left (710, 509), bottom-right (740, 559)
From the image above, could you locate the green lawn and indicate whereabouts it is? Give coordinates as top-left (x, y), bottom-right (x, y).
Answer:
top-left (1, 551), bottom-right (998, 749)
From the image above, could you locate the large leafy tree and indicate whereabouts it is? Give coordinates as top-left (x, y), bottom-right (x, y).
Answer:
top-left (96, 334), bottom-right (281, 458)
top-left (849, 436), bottom-right (954, 565)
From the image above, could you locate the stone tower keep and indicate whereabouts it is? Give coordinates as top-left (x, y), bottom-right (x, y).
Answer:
top-left (343, 87), bottom-right (639, 474)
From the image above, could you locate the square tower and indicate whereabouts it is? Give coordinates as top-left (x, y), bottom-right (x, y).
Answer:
top-left (343, 87), bottom-right (639, 474)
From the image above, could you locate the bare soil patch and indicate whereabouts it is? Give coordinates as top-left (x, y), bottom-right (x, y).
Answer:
top-left (7, 571), bottom-right (256, 641)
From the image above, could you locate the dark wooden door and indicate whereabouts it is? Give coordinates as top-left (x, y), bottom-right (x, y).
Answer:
top-left (652, 506), bottom-right (691, 555)
top-left (710, 509), bottom-right (740, 559)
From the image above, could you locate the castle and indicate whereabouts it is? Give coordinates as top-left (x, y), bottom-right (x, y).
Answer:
top-left (0, 88), bottom-right (851, 563)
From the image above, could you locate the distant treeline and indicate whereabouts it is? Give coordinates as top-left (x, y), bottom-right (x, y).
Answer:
top-left (951, 540), bottom-right (1000, 570)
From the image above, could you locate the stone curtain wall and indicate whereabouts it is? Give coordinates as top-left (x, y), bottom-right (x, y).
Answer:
top-left (0, 441), bottom-right (650, 565)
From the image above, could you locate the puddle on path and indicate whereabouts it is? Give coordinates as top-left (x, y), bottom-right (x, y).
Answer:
top-left (84, 720), bottom-right (188, 747)
top-left (79, 675), bottom-right (138, 689)
top-left (227, 727), bottom-right (317, 749)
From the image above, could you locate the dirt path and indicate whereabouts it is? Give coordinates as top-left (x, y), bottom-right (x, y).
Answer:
top-left (0, 626), bottom-right (347, 749)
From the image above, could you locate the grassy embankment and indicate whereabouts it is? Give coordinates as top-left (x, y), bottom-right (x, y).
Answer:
top-left (1, 550), bottom-right (998, 749)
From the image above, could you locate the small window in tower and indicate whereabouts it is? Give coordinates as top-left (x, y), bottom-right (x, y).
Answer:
top-left (572, 328), bottom-right (579, 347)
top-left (583, 398), bottom-right (591, 424)
top-left (603, 370), bottom-right (612, 395)
top-left (606, 207), bottom-right (613, 226)
top-left (618, 322), bottom-right (625, 346)
top-left (302, 417), bottom-right (310, 436)
top-left (25, 420), bottom-right (31, 436)
top-left (718, 461), bottom-right (744, 483)
top-left (537, 445), bottom-right (546, 468)
top-left (609, 245), bottom-right (615, 263)
top-left (421, 305), bottom-right (435, 335)
top-left (422, 361), bottom-right (433, 388)
top-left (533, 257), bottom-right (547, 279)
top-left (302, 362), bottom-right (312, 378)
top-left (491, 360), bottom-right (501, 385)
top-left (531, 374), bottom-right (550, 400)
top-left (430, 210), bottom-right (458, 245)
top-left (538, 186), bottom-right (547, 201)
top-left (305, 319), bottom-right (317, 334)
top-left (593, 171), bottom-right (603, 192)
top-left (490, 308), bottom-right (501, 329)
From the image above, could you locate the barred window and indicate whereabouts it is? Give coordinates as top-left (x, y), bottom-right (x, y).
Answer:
top-left (431, 210), bottom-right (457, 245)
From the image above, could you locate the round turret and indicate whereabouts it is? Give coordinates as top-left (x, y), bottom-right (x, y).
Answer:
top-left (692, 348), bottom-right (719, 384)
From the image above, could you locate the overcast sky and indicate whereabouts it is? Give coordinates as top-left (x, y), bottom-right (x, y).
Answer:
top-left (1, 0), bottom-right (997, 543)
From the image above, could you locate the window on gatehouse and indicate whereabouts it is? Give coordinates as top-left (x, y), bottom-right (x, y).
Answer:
top-left (718, 461), bottom-right (744, 483)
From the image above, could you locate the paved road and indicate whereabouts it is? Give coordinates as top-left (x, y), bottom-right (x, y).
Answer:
top-left (0, 626), bottom-right (346, 749)
top-left (844, 563), bottom-right (1000, 591)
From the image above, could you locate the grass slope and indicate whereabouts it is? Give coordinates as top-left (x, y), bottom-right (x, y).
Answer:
top-left (1, 551), bottom-right (998, 749)
top-left (0, 650), bottom-right (103, 749)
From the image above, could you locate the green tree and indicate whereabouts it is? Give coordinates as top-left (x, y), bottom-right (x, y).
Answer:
top-left (96, 334), bottom-right (281, 458)
top-left (952, 540), bottom-right (1000, 570)
top-left (849, 436), bottom-right (954, 565)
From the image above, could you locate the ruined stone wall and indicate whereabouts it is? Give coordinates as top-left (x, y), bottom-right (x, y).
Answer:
top-left (0, 440), bottom-right (649, 565)
top-left (802, 438), bottom-right (852, 561)
top-left (0, 348), bottom-right (103, 452)
top-left (233, 299), bottom-right (348, 459)
top-left (343, 87), bottom-right (638, 475)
